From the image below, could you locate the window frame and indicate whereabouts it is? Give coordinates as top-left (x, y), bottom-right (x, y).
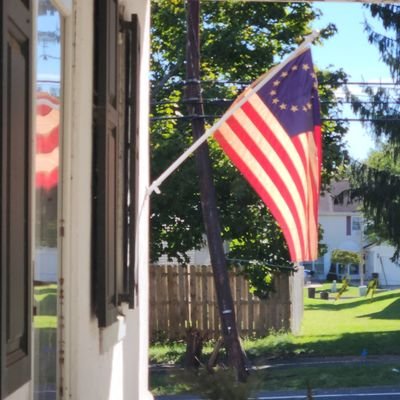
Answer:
top-left (1, 0), bottom-right (33, 396)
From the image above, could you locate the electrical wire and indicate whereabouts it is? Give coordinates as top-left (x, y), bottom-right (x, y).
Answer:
top-left (151, 79), bottom-right (400, 89)
top-left (150, 114), bottom-right (400, 123)
top-left (151, 99), bottom-right (400, 106)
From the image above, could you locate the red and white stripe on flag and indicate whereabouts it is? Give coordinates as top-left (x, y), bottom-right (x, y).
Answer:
top-left (214, 48), bottom-right (322, 262)
top-left (36, 92), bottom-right (59, 191)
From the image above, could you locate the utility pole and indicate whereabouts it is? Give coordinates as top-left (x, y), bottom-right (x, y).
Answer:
top-left (184, 0), bottom-right (248, 381)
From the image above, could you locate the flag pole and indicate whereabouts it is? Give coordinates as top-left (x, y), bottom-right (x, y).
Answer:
top-left (147, 30), bottom-right (320, 197)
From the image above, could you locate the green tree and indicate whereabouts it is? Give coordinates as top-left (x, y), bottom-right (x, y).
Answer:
top-left (150, 1), bottom-right (350, 287)
top-left (348, 145), bottom-right (400, 259)
top-left (331, 249), bottom-right (361, 266)
top-left (346, 4), bottom-right (400, 259)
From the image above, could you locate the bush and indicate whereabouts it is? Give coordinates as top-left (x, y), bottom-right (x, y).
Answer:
top-left (184, 368), bottom-right (259, 400)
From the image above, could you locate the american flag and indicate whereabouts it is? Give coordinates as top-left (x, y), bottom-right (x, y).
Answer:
top-left (214, 48), bottom-right (322, 262)
top-left (36, 93), bottom-right (59, 191)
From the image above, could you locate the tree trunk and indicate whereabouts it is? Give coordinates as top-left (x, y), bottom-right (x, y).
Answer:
top-left (185, 0), bottom-right (249, 381)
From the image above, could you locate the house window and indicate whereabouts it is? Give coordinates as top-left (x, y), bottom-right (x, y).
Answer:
top-left (93, 0), bottom-right (138, 327)
top-left (352, 216), bottom-right (361, 231)
top-left (34, 2), bottom-right (63, 399)
top-left (337, 263), bottom-right (346, 275)
top-left (302, 256), bottom-right (324, 276)
top-left (349, 263), bottom-right (359, 275)
top-left (1, 0), bottom-right (33, 396)
top-left (314, 257), bottom-right (325, 275)
top-left (346, 216), bottom-right (351, 236)
top-left (330, 263), bottom-right (360, 280)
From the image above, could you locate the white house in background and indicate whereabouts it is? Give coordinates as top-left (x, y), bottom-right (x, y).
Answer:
top-left (311, 180), bottom-right (364, 281)
top-left (157, 235), bottom-right (229, 265)
top-left (303, 180), bottom-right (400, 286)
top-left (364, 244), bottom-right (400, 287)
top-left (164, 180), bottom-right (399, 287)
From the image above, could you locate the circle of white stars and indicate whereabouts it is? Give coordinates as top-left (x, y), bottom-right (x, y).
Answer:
top-left (268, 62), bottom-right (318, 114)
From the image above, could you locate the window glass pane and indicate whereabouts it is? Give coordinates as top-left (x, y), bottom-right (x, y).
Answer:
top-left (302, 262), bottom-right (312, 270)
top-left (338, 263), bottom-right (346, 275)
top-left (352, 217), bottom-right (361, 231)
top-left (349, 263), bottom-right (359, 275)
top-left (314, 257), bottom-right (325, 275)
top-left (34, 2), bottom-right (62, 399)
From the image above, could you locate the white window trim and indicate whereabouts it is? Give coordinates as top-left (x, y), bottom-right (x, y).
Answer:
top-left (51, 0), bottom-right (72, 16)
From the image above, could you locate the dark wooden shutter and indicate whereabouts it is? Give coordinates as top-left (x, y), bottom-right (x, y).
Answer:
top-left (121, 14), bottom-right (139, 309)
top-left (93, 0), bottom-right (120, 327)
top-left (346, 216), bottom-right (351, 236)
top-left (1, 0), bottom-right (32, 396)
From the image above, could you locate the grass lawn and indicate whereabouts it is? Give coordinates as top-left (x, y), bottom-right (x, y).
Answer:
top-left (244, 286), bottom-right (400, 361)
top-left (151, 363), bottom-right (400, 396)
top-left (33, 284), bottom-right (58, 386)
top-left (298, 286), bottom-right (400, 356)
top-left (150, 286), bottom-right (400, 395)
top-left (150, 287), bottom-right (400, 364)
top-left (34, 284), bottom-right (57, 329)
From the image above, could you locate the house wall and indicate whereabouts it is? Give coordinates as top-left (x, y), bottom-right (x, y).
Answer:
top-left (319, 212), bottom-right (363, 277)
top-left (60, 1), bottom-right (151, 400)
top-left (366, 246), bottom-right (400, 286)
top-left (157, 236), bottom-right (230, 265)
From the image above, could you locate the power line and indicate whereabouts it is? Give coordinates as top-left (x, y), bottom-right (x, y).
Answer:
top-left (151, 98), bottom-right (400, 106)
top-left (150, 114), bottom-right (400, 123)
top-left (151, 79), bottom-right (400, 89)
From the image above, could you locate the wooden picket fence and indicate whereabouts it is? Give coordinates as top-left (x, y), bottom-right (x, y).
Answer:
top-left (149, 264), bottom-right (303, 341)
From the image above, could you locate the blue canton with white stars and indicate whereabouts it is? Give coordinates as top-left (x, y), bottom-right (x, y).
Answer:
top-left (257, 49), bottom-right (321, 137)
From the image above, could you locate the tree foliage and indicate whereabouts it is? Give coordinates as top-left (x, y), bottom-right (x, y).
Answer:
top-left (347, 147), bottom-right (400, 260)
top-left (150, 1), bottom-right (350, 286)
top-left (331, 249), bottom-right (361, 266)
top-left (346, 4), bottom-right (400, 259)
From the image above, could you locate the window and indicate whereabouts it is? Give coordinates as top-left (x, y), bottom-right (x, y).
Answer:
top-left (302, 256), bottom-right (324, 276)
top-left (34, 2), bottom-right (63, 398)
top-left (349, 263), bottom-right (359, 275)
top-left (352, 216), bottom-right (361, 231)
top-left (1, 0), bottom-right (33, 396)
top-left (314, 257), bottom-right (325, 275)
top-left (338, 263), bottom-right (346, 275)
top-left (93, 0), bottom-right (138, 327)
top-left (346, 215), bottom-right (351, 236)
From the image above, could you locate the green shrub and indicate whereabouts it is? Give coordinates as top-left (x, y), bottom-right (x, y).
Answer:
top-left (184, 368), bottom-right (259, 400)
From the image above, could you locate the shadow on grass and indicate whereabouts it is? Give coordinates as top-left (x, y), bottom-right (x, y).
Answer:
top-left (246, 330), bottom-right (400, 362)
top-left (357, 298), bottom-right (400, 320)
top-left (34, 327), bottom-right (57, 387)
top-left (36, 293), bottom-right (57, 316)
top-left (305, 292), bottom-right (400, 311)
top-left (34, 287), bottom-right (57, 296)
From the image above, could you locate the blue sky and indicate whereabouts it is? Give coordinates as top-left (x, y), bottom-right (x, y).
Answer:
top-left (311, 2), bottom-right (393, 160)
top-left (37, 3), bottom-right (391, 160)
top-left (37, 12), bottom-right (61, 81)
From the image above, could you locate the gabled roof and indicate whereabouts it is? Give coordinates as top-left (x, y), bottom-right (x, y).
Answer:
top-left (319, 180), bottom-right (361, 213)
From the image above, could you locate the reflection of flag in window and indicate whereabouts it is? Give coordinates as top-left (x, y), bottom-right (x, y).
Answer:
top-left (36, 93), bottom-right (59, 191)
top-left (214, 48), bottom-right (322, 262)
